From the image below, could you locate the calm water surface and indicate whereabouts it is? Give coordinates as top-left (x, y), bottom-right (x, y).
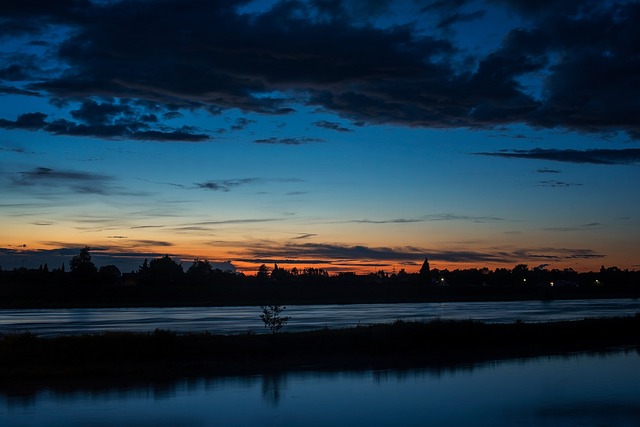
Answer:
top-left (2, 348), bottom-right (639, 426)
top-left (1, 298), bottom-right (639, 336)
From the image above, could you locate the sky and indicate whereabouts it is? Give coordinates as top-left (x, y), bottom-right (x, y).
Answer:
top-left (0, 0), bottom-right (639, 274)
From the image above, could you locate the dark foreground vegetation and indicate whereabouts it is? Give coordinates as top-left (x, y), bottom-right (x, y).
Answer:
top-left (1, 248), bottom-right (639, 307)
top-left (1, 315), bottom-right (638, 381)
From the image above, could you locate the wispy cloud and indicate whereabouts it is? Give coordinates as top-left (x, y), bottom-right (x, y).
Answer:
top-left (542, 223), bottom-right (602, 232)
top-left (346, 213), bottom-right (505, 224)
top-left (291, 233), bottom-right (317, 240)
top-left (4, 167), bottom-right (153, 201)
top-left (476, 148), bottom-right (640, 165)
top-left (349, 218), bottom-right (423, 224)
top-left (536, 168), bottom-right (561, 174)
top-left (536, 180), bottom-right (583, 188)
top-left (195, 178), bottom-right (260, 192)
top-left (11, 166), bottom-right (124, 196)
top-left (194, 218), bottom-right (284, 226)
top-left (254, 137), bottom-right (324, 145)
top-left (231, 117), bottom-right (256, 131)
top-left (312, 120), bottom-right (353, 132)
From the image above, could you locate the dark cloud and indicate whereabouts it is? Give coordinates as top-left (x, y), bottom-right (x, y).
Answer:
top-left (230, 117), bottom-right (256, 131)
top-left (437, 10), bottom-right (487, 29)
top-left (476, 148), bottom-right (640, 165)
top-left (312, 120), bottom-right (352, 132)
top-left (0, 110), bottom-right (210, 142)
top-left (236, 241), bottom-right (605, 266)
top-left (0, 112), bottom-right (48, 130)
top-left (163, 111), bottom-right (184, 120)
top-left (0, 84), bottom-right (41, 96)
top-left (243, 242), bottom-right (428, 263)
top-left (0, 0), bottom-right (637, 139)
top-left (0, 63), bottom-right (31, 80)
top-left (490, 0), bottom-right (587, 18)
top-left (195, 178), bottom-right (260, 192)
top-left (420, 0), bottom-right (470, 13)
top-left (70, 99), bottom-right (133, 125)
top-left (254, 137), bottom-right (324, 145)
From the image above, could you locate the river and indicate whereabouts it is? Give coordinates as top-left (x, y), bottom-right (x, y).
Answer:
top-left (2, 348), bottom-right (639, 426)
top-left (1, 298), bottom-right (639, 336)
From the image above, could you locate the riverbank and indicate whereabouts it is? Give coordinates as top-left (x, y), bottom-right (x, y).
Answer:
top-left (1, 315), bottom-right (638, 381)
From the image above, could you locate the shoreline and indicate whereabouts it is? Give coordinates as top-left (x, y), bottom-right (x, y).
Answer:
top-left (1, 315), bottom-right (638, 382)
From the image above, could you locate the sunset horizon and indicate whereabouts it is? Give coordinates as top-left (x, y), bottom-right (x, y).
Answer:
top-left (1, 0), bottom-right (638, 276)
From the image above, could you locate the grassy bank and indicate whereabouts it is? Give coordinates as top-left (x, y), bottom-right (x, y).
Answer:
top-left (1, 315), bottom-right (639, 381)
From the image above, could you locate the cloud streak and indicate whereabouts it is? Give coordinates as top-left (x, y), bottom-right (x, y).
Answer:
top-left (10, 166), bottom-right (145, 197)
top-left (195, 178), bottom-right (260, 192)
top-left (234, 242), bottom-right (604, 267)
top-left (254, 137), bottom-right (324, 145)
top-left (476, 148), bottom-right (640, 165)
top-left (347, 213), bottom-right (505, 224)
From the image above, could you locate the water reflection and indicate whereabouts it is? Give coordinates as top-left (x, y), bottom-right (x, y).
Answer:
top-left (2, 347), bottom-right (639, 426)
top-left (261, 373), bottom-right (286, 406)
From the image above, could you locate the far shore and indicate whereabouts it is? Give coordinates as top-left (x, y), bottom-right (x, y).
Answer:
top-left (1, 281), bottom-right (638, 309)
top-left (1, 315), bottom-right (638, 382)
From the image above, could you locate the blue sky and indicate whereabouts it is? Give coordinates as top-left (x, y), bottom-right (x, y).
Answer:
top-left (0, 0), bottom-right (638, 273)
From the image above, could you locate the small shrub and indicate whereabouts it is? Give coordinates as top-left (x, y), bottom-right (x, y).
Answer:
top-left (260, 305), bottom-right (291, 334)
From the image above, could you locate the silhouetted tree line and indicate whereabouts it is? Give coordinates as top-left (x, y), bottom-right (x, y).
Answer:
top-left (1, 250), bottom-right (639, 292)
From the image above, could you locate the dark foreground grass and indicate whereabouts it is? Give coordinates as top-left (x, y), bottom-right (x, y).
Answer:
top-left (1, 315), bottom-right (639, 381)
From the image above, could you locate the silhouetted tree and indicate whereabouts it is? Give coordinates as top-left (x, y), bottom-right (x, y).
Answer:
top-left (257, 264), bottom-right (270, 284)
top-left (301, 268), bottom-right (329, 282)
top-left (99, 264), bottom-right (122, 284)
top-left (140, 255), bottom-right (184, 285)
top-left (419, 257), bottom-right (432, 284)
top-left (512, 264), bottom-right (529, 286)
top-left (69, 246), bottom-right (98, 282)
top-left (186, 259), bottom-right (213, 284)
top-left (270, 264), bottom-right (291, 283)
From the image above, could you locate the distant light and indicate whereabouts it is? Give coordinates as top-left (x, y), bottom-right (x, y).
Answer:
top-left (550, 282), bottom-right (554, 287)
